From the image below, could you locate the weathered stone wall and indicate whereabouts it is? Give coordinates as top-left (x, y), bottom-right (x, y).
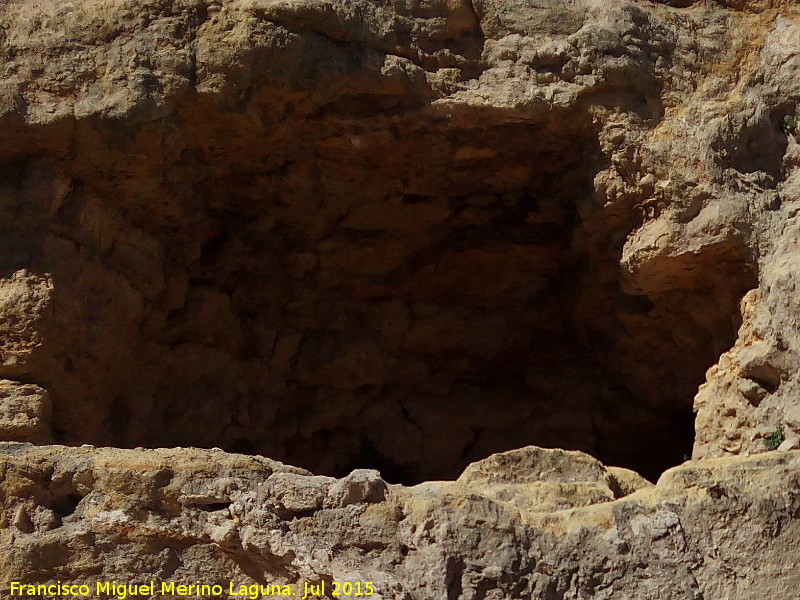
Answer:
top-left (2, 0), bottom-right (795, 483)
top-left (3, 443), bottom-right (800, 599)
top-left (0, 0), bottom-right (799, 596)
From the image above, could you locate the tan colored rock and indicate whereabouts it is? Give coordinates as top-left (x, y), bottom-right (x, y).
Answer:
top-left (6, 0), bottom-right (800, 596)
top-left (326, 469), bottom-right (388, 508)
top-left (265, 472), bottom-right (334, 517)
top-left (0, 4), bottom-right (800, 595)
top-left (0, 380), bottom-right (51, 443)
top-left (1, 444), bottom-right (799, 599)
top-left (0, 271), bottom-right (52, 375)
top-left (2, 0), bottom-right (797, 485)
top-left (453, 446), bottom-right (652, 514)
top-left (607, 466), bottom-right (655, 497)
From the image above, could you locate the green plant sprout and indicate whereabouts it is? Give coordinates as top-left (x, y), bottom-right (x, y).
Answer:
top-left (781, 115), bottom-right (798, 136)
top-left (764, 424), bottom-right (785, 450)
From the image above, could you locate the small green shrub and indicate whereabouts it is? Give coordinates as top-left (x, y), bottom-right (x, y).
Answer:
top-left (781, 115), bottom-right (798, 135)
top-left (764, 424), bottom-right (785, 450)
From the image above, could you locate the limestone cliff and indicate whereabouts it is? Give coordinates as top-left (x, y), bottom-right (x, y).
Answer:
top-left (0, 0), bottom-right (799, 597)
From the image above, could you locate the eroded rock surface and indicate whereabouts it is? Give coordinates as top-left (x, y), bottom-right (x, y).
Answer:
top-left (2, 443), bottom-right (799, 599)
top-left (0, 0), bottom-right (799, 593)
top-left (0, 0), bottom-right (797, 483)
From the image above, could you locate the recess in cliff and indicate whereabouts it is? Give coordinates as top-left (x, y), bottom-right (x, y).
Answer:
top-left (0, 0), bottom-right (784, 485)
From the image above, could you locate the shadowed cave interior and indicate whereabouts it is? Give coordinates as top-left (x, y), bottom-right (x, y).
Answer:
top-left (0, 97), bottom-right (755, 485)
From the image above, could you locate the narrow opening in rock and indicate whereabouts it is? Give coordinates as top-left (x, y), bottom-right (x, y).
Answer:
top-left (193, 502), bottom-right (233, 513)
top-left (51, 494), bottom-right (83, 520)
top-left (1, 100), bottom-right (755, 485)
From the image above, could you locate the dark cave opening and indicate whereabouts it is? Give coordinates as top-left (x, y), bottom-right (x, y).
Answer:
top-left (0, 104), bottom-right (754, 486)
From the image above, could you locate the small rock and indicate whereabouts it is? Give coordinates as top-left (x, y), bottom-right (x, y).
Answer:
top-left (265, 473), bottom-right (334, 516)
top-left (0, 381), bottom-right (52, 443)
top-left (607, 466), bottom-right (654, 498)
top-left (737, 343), bottom-right (781, 391)
top-left (210, 520), bottom-right (239, 546)
top-left (325, 469), bottom-right (387, 508)
top-left (784, 406), bottom-right (800, 433)
top-left (12, 505), bottom-right (33, 533)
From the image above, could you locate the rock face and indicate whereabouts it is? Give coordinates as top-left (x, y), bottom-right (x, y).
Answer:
top-left (2, 0), bottom-right (797, 483)
top-left (2, 443), bottom-right (800, 599)
top-left (0, 0), bottom-right (800, 595)
top-left (0, 379), bottom-right (51, 443)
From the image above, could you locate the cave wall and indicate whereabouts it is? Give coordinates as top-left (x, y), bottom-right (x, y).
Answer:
top-left (0, 0), bottom-right (797, 485)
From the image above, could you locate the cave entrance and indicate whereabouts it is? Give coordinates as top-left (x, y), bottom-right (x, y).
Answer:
top-left (0, 103), bottom-right (752, 485)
